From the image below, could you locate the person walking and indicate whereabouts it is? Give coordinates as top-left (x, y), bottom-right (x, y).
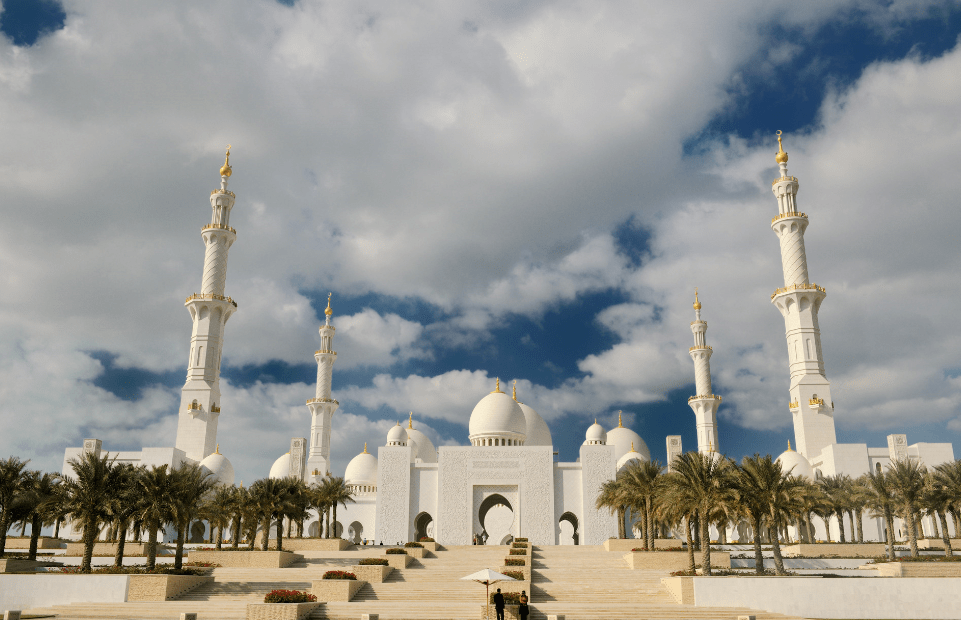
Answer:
top-left (493, 588), bottom-right (505, 620)
top-left (518, 590), bottom-right (529, 620)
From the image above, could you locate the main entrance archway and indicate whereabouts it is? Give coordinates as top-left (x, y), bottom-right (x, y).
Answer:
top-left (414, 512), bottom-right (434, 542)
top-left (559, 511), bottom-right (579, 545)
top-left (475, 491), bottom-right (516, 544)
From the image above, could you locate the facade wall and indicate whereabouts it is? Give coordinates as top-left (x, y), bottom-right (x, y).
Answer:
top-left (578, 443), bottom-right (617, 545)
top-left (376, 444), bottom-right (412, 545)
top-left (410, 463), bottom-right (438, 540)
top-left (553, 463), bottom-right (582, 544)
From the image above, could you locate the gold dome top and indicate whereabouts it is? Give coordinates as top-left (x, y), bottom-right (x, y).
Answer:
top-left (512, 380), bottom-right (517, 401)
top-left (408, 412), bottom-right (414, 429)
top-left (693, 288), bottom-right (701, 310)
top-left (491, 378), bottom-right (503, 394)
top-left (787, 439), bottom-right (793, 452)
top-left (775, 131), bottom-right (788, 164)
top-left (618, 410), bottom-right (623, 428)
top-left (325, 292), bottom-right (333, 316)
top-left (220, 145), bottom-right (232, 177)
top-left (363, 442), bottom-right (368, 454)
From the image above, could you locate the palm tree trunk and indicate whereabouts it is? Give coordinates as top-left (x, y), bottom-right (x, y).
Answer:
top-left (883, 504), bottom-right (896, 561)
top-left (684, 517), bottom-right (695, 574)
top-left (718, 522), bottom-right (727, 545)
top-left (333, 503), bottom-right (339, 539)
top-left (28, 514), bottom-right (42, 561)
top-left (905, 505), bottom-right (919, 557)
top-left (750, 514), bottom-right (764, 574)
top-left (175, 518), bottom-right (187, 570)
top-left (616, 506), bottom-right (626, 539)
top-left (326, 507), bottom-right (332, 539)
top-left (216, 523), bottom-right (224, 550)
top-left (0, 507), bottom-right (12, 555)
top-left (770, 515), bottom-right (786, 575)
top-left (646, 497), bottom-right (654, 551)
top-left (855, 509), bottom-right (864, 543)
top-left (276, 517), bottom-right (284, 551)
top-left (699, 504), bottom-right (712, 576)
top-left (937, 510), bottom-right (952, 557)
top-left (297, 519), bottom-right (304, 538)
top-left (81, 516), bottom-right (97, 573)
top-left (114, 521), bottom-right (128, 567)
top-left (261, 517), bottom-right (271, 551)
top-left (54, 517), bottom-right (61, 540)
top-left (835, 510), bottom-right (845, 543)
top-left (232, 515), bottom-right (241, 549)
top-left (146, 516), bottom-right (159, 570)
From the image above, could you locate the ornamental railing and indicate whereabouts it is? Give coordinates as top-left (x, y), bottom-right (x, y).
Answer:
top-left (788, 401), bottom-right (799, 409)
top-left (771, 283), bottom-right (825, 300)
top-left (186, 402), bottom-right (202, 410)
top-left (307, 397), bottom-right (339, 406)
top-left (771, 211), bottom-right (807, 224)
top-left (809, 398), bottom-right (825, 406)
top-left (688, 394), bottom-right (722, 402)
top-left (771, 175), bottom-right (798, 186)
top-left (315, 349), bottom-right (336, 355)
top-left (211, 188), bottom-right (236, 198)
top-left (202, 223), bottom-right (237, 234)
top-left (186, 293), bottom-right (237, 307)
top-left (689, 345), bottom-right (712, 352)
top-left (211, 405), bottom-right (221, 413)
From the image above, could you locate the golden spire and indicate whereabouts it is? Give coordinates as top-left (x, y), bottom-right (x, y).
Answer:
top-left (220, 145), bottom-right (232, 177)
top-left (787, 439), bottom-right (793, 452)
top-left (215, 444), bottom-right (220, 454)
top-left (775, 130), bottom-right (788, 164)
top-left (631, 441), bottom-right (635, 452)
top-left (408, 412), bottom-right (413, 429)
top-left (325, 292), bottom-right (333, 316)
top-left (708, 441), bottom-right (714, 453)
top-left (239, 480), bottom-right (244, 488)
top-left (618, 411), bottom-right (623, 427)
top-left (693, 288), bottom-right (701, 311)
top-left (492, 378), bottom-right (503, 393)
top-left (363, 442), bottom-right (368, 454)
top-left (512, 380), bottom-right (517, 401)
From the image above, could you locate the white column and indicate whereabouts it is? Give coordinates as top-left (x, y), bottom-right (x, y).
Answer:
top-left (687, 290), bottom-right (721, 454)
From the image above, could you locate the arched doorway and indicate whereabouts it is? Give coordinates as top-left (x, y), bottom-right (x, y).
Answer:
top-left (347, 521), bottom-right (364, 544)
top-left (478, 494), bottom-right (515, 545)
top-left (332, 521), bottom-right (343, 538)
top-left (559, 512), bottom-right (579, 545)
top-left (189, 520), bottom-right (206, 543)
top-left (414, 512), bottom-right (434, 542)
top-left (307, 521), bottom-right (320, 538)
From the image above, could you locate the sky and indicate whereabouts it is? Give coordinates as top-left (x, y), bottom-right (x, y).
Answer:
top-left (2, 0), bottom-right (961, 485)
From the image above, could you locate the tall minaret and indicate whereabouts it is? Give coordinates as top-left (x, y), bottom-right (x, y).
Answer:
top-left (687, 289), bottom-right (721, 454)
top-left (175, 146), bottom-right (239, 462)
top-left (306, 294), bottom-right (339, 481)
top-left (769, 131), bottom-right (836, 459)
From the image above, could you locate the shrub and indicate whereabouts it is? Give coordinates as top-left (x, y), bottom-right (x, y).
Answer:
top-left (405, 542), bottom-right (423, 548)
top-left (184, 561), bottom-right (221, 568)
top-left (322, 570), bottom-right (357, 580)
top-left (631, 547), bottom-right (683, 552)
top-left (509, 549), bottom-right (526, 555)
top-left (419, 536), bottom-right (434, 542)
top-left (54, 565), bottom-right (208, 576)
top-left (386, 548), bottom-right (407, 555)
top-left (491, 591), bottom-right (522, 604)
top-left (358, 558), bottom-right (389, 566)
top-left (505, 558), bottom-right (525, 566)
top-left (514, 538), bottom-right (528, 542)
top-left (670, 569), bottom-right (696, 576)
top-left (502, 570), bottom-right (525, 580)
top-left (264, 589), bottom-right (317, 603)
top-left (511, 542), bottom-right (528, 549)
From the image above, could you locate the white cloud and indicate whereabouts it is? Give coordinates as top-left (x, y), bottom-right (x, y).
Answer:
top-left (336, 308), bottom-right (426, 368)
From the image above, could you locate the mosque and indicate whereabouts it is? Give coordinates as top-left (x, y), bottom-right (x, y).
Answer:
top-left (61, 137), bottom-right (956, 545)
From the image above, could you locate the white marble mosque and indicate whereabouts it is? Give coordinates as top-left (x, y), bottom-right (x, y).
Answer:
top-left (61, 137), bottom-right (956, 545)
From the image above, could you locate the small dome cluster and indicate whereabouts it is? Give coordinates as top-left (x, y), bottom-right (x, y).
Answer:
top-left (199, 446), bottom-right (235, 486)
top-left (582, 411), bottom-right (651, 467)
top-left (776, 440), bottom-right (814, 479)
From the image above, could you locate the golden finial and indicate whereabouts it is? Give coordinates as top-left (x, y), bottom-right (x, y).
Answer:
top-left (220, 145), bottom-right (232, 177)
top-left (631, 441), bottom-right (635, 452)
top-left (408, 412), bottom-right (413, 429)
top-left (787, 439), bottom-right (793, 452)
top-left (325, 292), bottom-right (333, 316)
top-left (775, 131), bottom-right (788, 164)
top-left (512, 380), bottom-right (517, 401)
top-left (239, 480), bottom-right (244, 488)
top-left (708, 441), bottom-right (714, 453)
top-left (594, 418), bottom-right (597, 424)
top-left (363, 442), bottom-right (368, 454)
top-left (693, 288), bottom-right (701, 311)
top-left (618, 411), bottom-right (623, 428)
top-left (492, 378), bottom-right (503, 394)
top-left (215, 444), bottom-right (220, 454)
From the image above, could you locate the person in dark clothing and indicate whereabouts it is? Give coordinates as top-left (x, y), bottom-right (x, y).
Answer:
top-left (493, 588), bottom-right (505, 620)
top-left (518, 590), bottom-right (529, 620)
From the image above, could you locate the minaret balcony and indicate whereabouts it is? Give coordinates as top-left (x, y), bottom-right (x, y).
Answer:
top-left (315, 349), bottom-right (336, 355)
top-left (788, 401), bottom-right (800, 411)
top-left (185, 293), bottom-right (238, 308)
top-left (210, 188), bottom-right (236, 198)
top-left (689, 345), bottom-right (712, 352)
top-left (808, 397), bottom-right (825, 411)
top-left (688, 394), bottom-right (721, 402)
top-left (202, 223), bottom-right (237, 234)
top-left (771, 283), bottom-right (825, 301)
top-left (771, 211), bottom-right (807, 224)
top-left (771, 175), bottom-right (798, 187)
top-left (307, 397), bottom-right (339, 405)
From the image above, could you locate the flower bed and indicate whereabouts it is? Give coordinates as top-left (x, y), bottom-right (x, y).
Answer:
top-left (350, 563), bottom-right (394, 582)
top-left (502, 570), bottom-right (525, 580)
top-left (505, 558), bottom-right (525, 566)
top-left (405, 541), bottom-right (423, 548)
top-left (511, 542), bottom-right (528, 549)
top-left (508, 549), bottom-right (526, 556)
top-left (420, 536), bottom-right (434, 542)
top-left (359, 558), bottom-right (389, 566)
top-left (322, 570), bottom-right (356, 580)
top-left (514, 538), bottom-right (528, 542)
top-left (384, 553), bottom-right (413, 568)
top-left (491, 591), bottom-right (523, 604)
top-left (386, 548), bottom-right (407, 554)
top-left (265, 590), bottom-right (317, 603)
top-left (632, 547), bottom-right (683, 552)
top-left (54, 565), bottom-right (209, 576)
top-left (189, 550), bottom-right (300, 568)
top-left (625, 550), bottom-right (730, 570)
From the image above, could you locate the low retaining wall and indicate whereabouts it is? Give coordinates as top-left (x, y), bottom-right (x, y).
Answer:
top-left (501, 564), bottom-right (531, 580)
top-left (661, 575), bottom-right (961, 619)
top-left (479, 604), bottom-right (519, 620)
top-left (246, 602), bottom-right (321, 620)
top-left (127, 574), bottom-right (213, 601)
top-left (310, 578), bottom-right (365, 602)
top-left (624, 550), bottom-right (730, 570)
top-left (404, 547), bottom-right (429, 558)
top-left (497, 579), bottom-right (531, 597)
top-left (603, 538), bottom-right (682, 552)
top-left (871, 562), bottom-right (961, 578)
top-left (917, 539), bottom-right (961, 550)
top-left (282, 538), bottom-right (352, 551)
top-left (63, 542), bottom-right (168, 557)
top-left (3, 537), bottom-right (62, 550)
top-left (384, 554), bottom-right (412, 569)
top-left (0, 574), bottom-right (129, 609)
top-left (781, 543), bottom-right (888, 558)
top-left (420, 542), bottom-right (440, 552)
top-left (188, 550), bottom-right (301, 567)
top-left (350, 565), bottom-right (393, 582)
top-left (0, 559), bottom-right (43, 573)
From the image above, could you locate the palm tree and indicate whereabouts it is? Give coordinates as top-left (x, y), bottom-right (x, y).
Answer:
top-left (657, 476), bottom-right (698, 573)
top-left (0, 456), bottom-right (30, 556)
top-left (105, 464), bottom-right (142, 567)
top-left (663, 451), bottom-right (732, 576)
top-left (922, 473), bottom-right (954, 557)
top-left (619, 460), bottom-right (664, 551)
top-left (17, 471), bottom-right (63, 561)
top-left (886, 458), bottom-right (927, 558)
top-left (136, 464), bottom-right (178, 570)
top-left (596, 477), bottom-right (628, 540)
top-left (204, 484), bottom-right (236, 550)
top-left (309, 479), bottom-right (332, 538)
top-left (864, 469), bottom-right (897, 560)
top-left (933, 460), bottom-right (961, 549)
top-left (845, 477), bottom-right (871, 543)
top-left (171, 463), bottom-right (215, 569)
top-left (283, 479), bottom-right (312, 539)
top-left (63, 452), bottom-right (118, 572)
top-left (250, 478), bottom-right (289, 551)
top-left (817, 474), bottom-right (851, 543)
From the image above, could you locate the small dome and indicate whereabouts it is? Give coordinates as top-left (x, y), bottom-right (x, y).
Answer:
top-left (776, 442), bottom-right (813, 480)
top-left (268, 452), bottom-right (291, 479)
top-left (518, 402), bottom-right (552, 447)
top-left (344, 445), bottom-right (378, 487)
top-left (387, 423), bottom-right (408, 446)
top-left (607, 425), bottom-right (651, 463)
top-left (585, 420), bottom-right (607, 445)
top-left (616, 444), bottom-right (649, 471)
top-left (200, 449), bottom-right (235, 486)
top-left (406, 427), bottom-right (437, 463)
top-left (469, 382), bottom-right (527, 444)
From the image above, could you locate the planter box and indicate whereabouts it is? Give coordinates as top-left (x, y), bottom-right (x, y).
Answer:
top-left (189, 550), bottom-right (301, 568)
top-left (917, 539), bottom-right (961, 550)
top-left (497, 579), bottom-right (531, 597)
top-left (64, 542), bottom-right (165, 556)
top-left (781, 543), bottom-right (888, 558)
top-left (501, 564), bottom-right (531, 580)
top-left (246, 602), bottom-right (321, 620)
top-left (405, 547), bottom-right (429, 558)
top-left (871, 562), bottom-right (961, 578)
top-left (0, 559), bottom-right (43, 573)
top-left (3, 537), bottom-right (62, 550)
top-left (479, 604), bottom-right (520, 620)
top-left (603, 538), bottom-right (682, 552)
top-left (384, 554), bottom-right (412, 569)
top-left (661, 576), bottom-right (694, 605)
top-left (351, 564), bottom-right (394, 582)
top-left (310, 578), bottom-right (366, 602)
top-left (420, 542), bottom-right (440, 552)
top-left (127, 574), bottom-right (212, 601)
top-left (624, 550), bottom-right (730, 570)
top-left (282, 538), bottom-right (352, 551)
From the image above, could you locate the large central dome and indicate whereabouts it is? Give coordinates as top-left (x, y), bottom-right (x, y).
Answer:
top-left (469, 380), bottom-right (527, 446)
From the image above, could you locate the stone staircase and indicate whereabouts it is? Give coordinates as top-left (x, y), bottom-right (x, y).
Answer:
top-left (24, 545), bottom-right (811, 620)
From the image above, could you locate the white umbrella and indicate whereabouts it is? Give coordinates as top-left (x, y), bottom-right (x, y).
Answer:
top-left (461, 568), bottom-right (517, 620)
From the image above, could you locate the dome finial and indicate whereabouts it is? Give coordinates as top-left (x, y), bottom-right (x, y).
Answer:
top-left (512, 380), bottom-right (517, 401)
top-left (215, 444), bottom-right (220, 454)
top-left (631, 441), bottom-right (635, 452)
top-left (363, 442), bottom-right (368, 454)
top-left (787, 439), bottom-right (793, 452)
top-left (325, 292), bottom-right (333, 317)
top-left (408, 412), bottom-right (413, 429)
top-left (693, 287), bottom-right (701, 311)
top-left (220, 145), bottom-right (232, 177)
top-left (492, 378), bottom-right (503, 394)
top-left (618, 410), bottom-right (623, 428)
top-left (775, 130), bottom-right (789, 164)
